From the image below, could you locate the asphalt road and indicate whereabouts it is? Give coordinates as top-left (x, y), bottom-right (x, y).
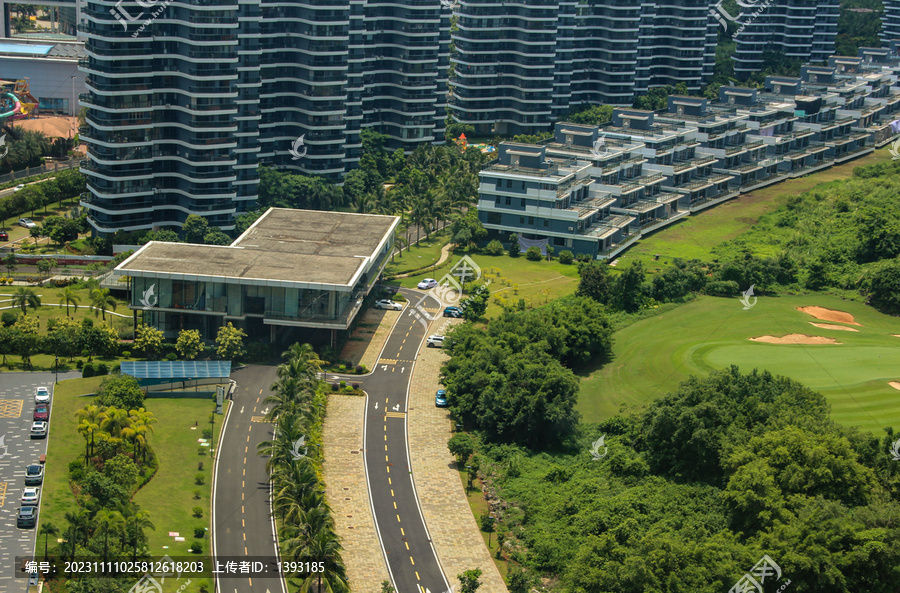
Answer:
top-left (0, 371), bottom-right (78, 593)
top-left (330, 288), bottom-right (450, 593)
top-left (211, 365), bottom-right (285, 593)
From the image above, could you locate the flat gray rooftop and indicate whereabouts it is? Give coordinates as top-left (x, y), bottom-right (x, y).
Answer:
top-left (116, 208), bottom-right (398, 288)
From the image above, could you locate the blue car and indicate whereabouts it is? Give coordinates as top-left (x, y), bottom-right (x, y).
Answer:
top-left (443, 306), bottom-right (462, 318)
top-left (435, 390), bottom-right (448, 407)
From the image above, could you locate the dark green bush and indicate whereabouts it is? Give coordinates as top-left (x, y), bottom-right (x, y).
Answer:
top-left (485, 239), bottom-right (504, 255)
top-left (1, 311), bottom-right (17, 327)
top-left (82, 363), bottom-right (95, 378)
top-left (525, 246), bottom-right (543, 261)
top-left (558, 250), bottom-right (574, 264)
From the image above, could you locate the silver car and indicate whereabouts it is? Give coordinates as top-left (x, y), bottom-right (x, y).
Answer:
top-left (374, 299), bottom-right (403, 311)
top-left (21, 487), bottom-right (39, 506)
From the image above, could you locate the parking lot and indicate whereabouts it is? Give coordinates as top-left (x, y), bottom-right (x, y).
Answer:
top-left (0, 372), bottom-right (77, 593)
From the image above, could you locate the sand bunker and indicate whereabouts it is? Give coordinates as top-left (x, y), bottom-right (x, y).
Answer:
top-left (796, 306), bottom-right (861, 325)
top-left (750, 334), bottom-right (840, 345)
top-left (809, 322), bottom-right (859, 332)
top-left (890, 382), bottom-right (900, 391)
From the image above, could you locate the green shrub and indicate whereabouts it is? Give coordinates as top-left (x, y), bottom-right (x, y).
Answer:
top-left (194, 473), bottom-right (205, 485)
top-left (194, 527), bottom-right (206, 539)
top-left (1, 311), bottom-right (17, 327)
top-left (704, 280), bottom-right (741, 297)
top-left (121, 351), bottom-right (131, 358)
top-left (344, 385), bottom-right (355, 393)
top-left (96, 362), bottom-right (109, 376)
top-left (190, 542), bottom-right (202, 554)
top-left (340, 380), bottom-right (346, 387)
top-left (508, 234), bottom-right (520, 257)
top-left (355, 365), bottom-right (364, 374)
top-left (75, 359), bottom-right (84, 370)
top-left (576, 252), bottom-right (592, 262)
top-left (198, 446), bottom-right (206, 456)
top-left (202, 428), bottom-right (213, 439)
top-left (525, 246), bottom-right (543, 261)
top-left (558, 250), bottom-right (574, 264)
top-left (166, 352), bottom-right (177, 361)
top-left (339, 364), bottom-right (347, 372)
top-left (82, 363), bottom-right (95, 378)
top-left (331, 382), bottom-right (339, 391)
top-left (193, 489), bottom-right (202, 499)
top-left (485, 240), bottom-right (504, 255)
top-left (192, 506), bottom-right (203, 518)
top-left (392, 292), bottom-right (406, 302)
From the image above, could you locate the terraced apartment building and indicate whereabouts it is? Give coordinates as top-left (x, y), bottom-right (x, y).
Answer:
top-left (477, 48), bottom-right (900, 259)
top-left (77, 0), bottom-right (448, 235)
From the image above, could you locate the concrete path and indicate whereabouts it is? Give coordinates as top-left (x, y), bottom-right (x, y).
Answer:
top-left (407, 316), bottom-right (509, 592)
top-left (392, 243), bottom-right (455, 279)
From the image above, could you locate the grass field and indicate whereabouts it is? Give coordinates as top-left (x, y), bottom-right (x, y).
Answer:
top-left (578, 293), bottom-right (900, 434)
top-left (42, 376), bottom-right (226, 592)
top-left (387, 251), bottom-right (581, 319)
top-left (618, 147), bottom-right (887, 271)
top-left (383, 231), bottom-right (450, 276)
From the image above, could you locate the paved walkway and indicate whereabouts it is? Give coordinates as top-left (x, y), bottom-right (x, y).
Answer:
top-left (322, 394), bottom-right (390, 593)
top-left (408, 317), bottom-right (509, 592)
top-left (392, 242), bottom-right (455, 279)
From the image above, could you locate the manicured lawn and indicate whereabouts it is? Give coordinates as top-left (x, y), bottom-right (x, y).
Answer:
top-left (41, 376), bottom-right (227, 592)
top-left (387, 251), bottom-right (581, 318)
top-left (384, 230), bottom-right (450, 276)
top-left (0, 287), bottom-right (130, 336)
top-left (618, 147), bottom-right (887, 271)
top-left (578, 293), bottom-right (900, 434)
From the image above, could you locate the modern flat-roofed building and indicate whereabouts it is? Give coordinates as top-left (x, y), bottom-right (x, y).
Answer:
top-left (113, 208), bottom-right (398, 344)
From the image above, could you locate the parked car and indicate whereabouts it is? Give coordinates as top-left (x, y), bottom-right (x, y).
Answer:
top-left (435, 389), bottom-right (448, 407)
top-left (30, 421), bottom-right (47, 439)
top-left (443, 306), bottom-right (462, 318)
top-left (21, 487), bottom-right (39, 506)
top-left (417, 278), bottom-right (438, 289)
top-left (0, 231), bottom-right (8, 241)
top-left (426, 335), bottom-right (444, 348)
top-left (14, 184), bottom-right (24, 192)
top-left (33, 404), bottom-right (49, 422)
top-left (18, 218), bottom-right (36, 229)
top-left (17, 506), bottom-right (37, 528)
top-left (29, 572), bottom-right (39, 586)
top-left (34, 386), bottom-right (50, 404)
top-left (374, 299), bottom-right (403, 311)
top-left (24, 464), bottom-right (43, 485)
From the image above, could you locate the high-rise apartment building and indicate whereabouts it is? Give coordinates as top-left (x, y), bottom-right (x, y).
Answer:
top-left (732, 0), bottom-right (839, 79)
top-left (450, 0), bottom-right (716, 137)
top-left (78, 0), bottom-right (448, 235)
top-left (882, 0), bottom-right (900, 46)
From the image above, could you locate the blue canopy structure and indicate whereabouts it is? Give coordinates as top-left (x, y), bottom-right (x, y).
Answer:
top-left (121, 361), bottom-right (232, 383)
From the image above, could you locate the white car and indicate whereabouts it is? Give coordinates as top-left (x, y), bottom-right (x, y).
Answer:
top-left (21, 487), bottom-right (39, 506)
top-left (417, 278), bottom-right (438, 289)
top-left (374, 299), bottom-right (403, 311)
top-left (30, 421), bottom-right (47, 439)
top-left (14, 184), bottom-right (24, 192)
top-left (426, 335), bottom-right (445, 348)
top-left (34, 386), bottom-right (50, 404)
top-left (18, 218), bottom-right (36, 229)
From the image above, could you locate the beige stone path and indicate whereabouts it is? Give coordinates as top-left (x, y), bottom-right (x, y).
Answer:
top-left (322, 394), bottom-right (390, 593)
top-left (408, 316), bottom-right (509, 592)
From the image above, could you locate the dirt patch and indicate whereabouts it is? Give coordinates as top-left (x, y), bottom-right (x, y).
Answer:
top-left (890, 382), bottom-right (900, 391)
top-left (809, 322), bottom-right (859, 332)
top-left (14, 116), bottom-right (78, 138)
top-left (750, 334), bottom-right (841, 345)
top-left (796, 306), bottom-right (861, 326)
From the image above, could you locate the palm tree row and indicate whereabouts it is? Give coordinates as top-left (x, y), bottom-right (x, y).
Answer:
top-left (258, 343), bottom-right (349, 592)
top-left (76, 403), bottom-right (157, 465)
top-left (60, 500), bottom-right (155, 563)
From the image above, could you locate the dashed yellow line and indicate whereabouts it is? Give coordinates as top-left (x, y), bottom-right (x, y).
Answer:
top-left (396, 515), bottom-right (401, 523)
top-left (0, 482), bottom-right (7, 507)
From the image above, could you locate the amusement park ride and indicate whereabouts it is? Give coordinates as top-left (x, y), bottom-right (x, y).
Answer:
top-left (0, 78), bottom-right (38, 136)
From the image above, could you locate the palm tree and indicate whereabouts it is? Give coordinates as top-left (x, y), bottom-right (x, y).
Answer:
top-left (291, 528), bottom-right (349, 593)
top-left (124, 509), bottom-right (155, 560)
top-left (89, 287), bottom-right (117, 321)
top-left (57, 287), bottom-right (80, 317)
top-left (128, 408), bottom-right (157, 463)
top-left (76, 419), bottom-right (100, 460)
top-left (99, 407), bottom-right (132, 439)
top-left (64, 508), bottom-right (91, 548)
top-left (93, 509), bottom-right (125, 562)
top-left (39, 522), bottom-right (58, 559)
top-left (11, 287), bottom-right (40, 315)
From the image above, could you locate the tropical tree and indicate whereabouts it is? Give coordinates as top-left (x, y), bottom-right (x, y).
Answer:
top-left (11, 287), bottom-right (41, 315)
top-left (39, 522), bottom-right (58, 559)
top-left (134, 324), bottom-right (163, 359)
top-left (93, 509), bottom-right (125, 562)
top-left (89, 288), bottom-right (117, 321)
top-left (58, 286), bottom-right (80, 317)
top-left (176, 329), bottom-right (203, 360)
top-left (216, 322), bottom-right (247, 361)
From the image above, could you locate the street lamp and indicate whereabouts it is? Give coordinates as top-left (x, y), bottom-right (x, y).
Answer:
top-left (54, 356), bottom-right (59, 385)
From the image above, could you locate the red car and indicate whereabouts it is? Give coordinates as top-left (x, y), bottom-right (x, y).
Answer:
top-left (0, 231), bottom-right (8, 241)
top-left (33, 404), bottom-right (49, 422)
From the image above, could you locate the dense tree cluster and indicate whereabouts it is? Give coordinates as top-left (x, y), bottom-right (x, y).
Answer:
top-left (441, 297), bottom-right (613, 448)
top-left (474, 367), bottom-right (900, 592)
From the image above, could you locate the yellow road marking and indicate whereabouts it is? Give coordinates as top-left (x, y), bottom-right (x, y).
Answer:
top-left (250, 416), bottom-right (269, 423)
top-left (410, 556), bottom-right (415, 566)
top-left (0, 400), bottom-right (23, 418)
top-left (393, 501), bottom-right (397, 509)
top-left (0, 482), bottom-right (6, 507)
top-left (396, 515), bottom-right (401, 523)
top-left (391, 489), bottom-right (394, 497)
top-left (385, 412), bottom-right (406, 418)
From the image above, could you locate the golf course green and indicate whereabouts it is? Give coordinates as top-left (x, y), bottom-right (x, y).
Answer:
top-left (578, 293), bottom-right (900, 434)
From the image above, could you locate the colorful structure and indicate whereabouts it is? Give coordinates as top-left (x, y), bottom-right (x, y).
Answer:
top-left (0, 79), bottom-right (37, 122)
